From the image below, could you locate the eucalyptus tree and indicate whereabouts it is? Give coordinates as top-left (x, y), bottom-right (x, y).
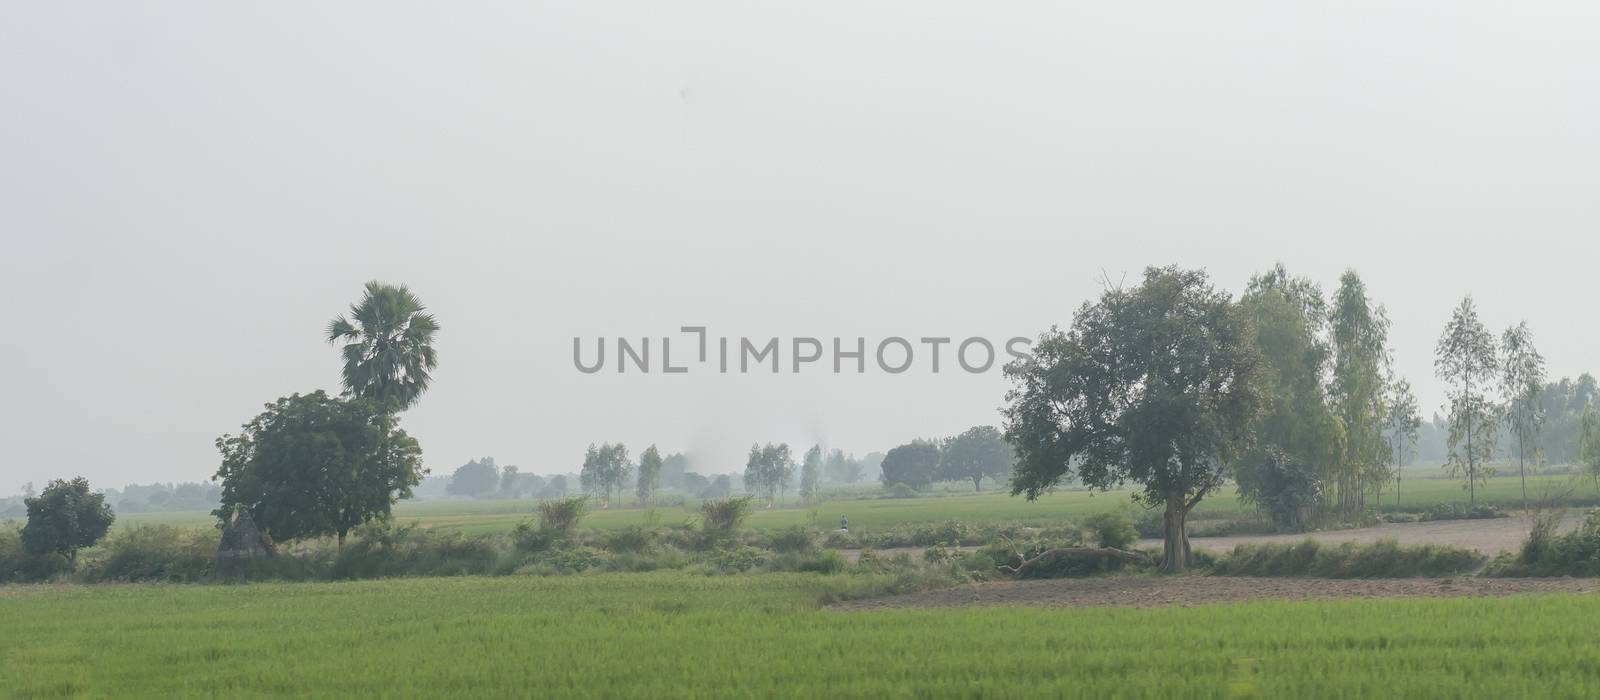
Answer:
top-left (326, 282), bottom-right (440, 412)
top-left (579, 443), bottom-right (631, 507)
top-left (1582, 409), bottom-right (1600, 495)
top-left (636, 445), bottom-right (663, 505)
top-left (1435, 297), bottom-right (1499, 504)
top-left (1500, 322), bottom-right (1546, 510)
top-left (799, 445), bottom-right (823, 503)
top-left (742, 443), bottom-right (794, 506)
top-left (1004, 266), bottom-right (1263, 572)
top-left (1329, 271), bottom-right (1391, 517)
top-left (1383, 378), bottom-right (1422, 506)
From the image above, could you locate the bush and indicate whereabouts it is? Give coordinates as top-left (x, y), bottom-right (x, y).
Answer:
top-left (1211, 539), bottom-right (1485, 578)
top-left (699, 497), bottom-right (753, 548)
top-left (513, 496), bottom-right (591, 553)
top-left (0, 524), bottom-right (70, 583)
top-left (1484, 509), bottom-right (1600, 577)
top-left (333, 522), bottom-right (503, 579)
top-left (81, 525), bottom-right (215, 583)
top-left (884, 483), bottom-right (918, 499)
top-left (766, 526), bottom-right (819, 554)
top-left (1082, 512), bottom-right (1137, 550)
top-left (603, 525), bottom-right (658, 554)
top-left (770, 550), bottom-right (847, 574)
top-left (1418, 503), bottom-right (1504, 522)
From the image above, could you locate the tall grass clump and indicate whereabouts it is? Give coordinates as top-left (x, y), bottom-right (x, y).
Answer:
top-left (1485, 509), bottom-right (1600, 577)
top-left (513, 496), bottom-right (589, 553)
top-left (80, 524), bottom-right (216, 583)
top-left (332, 522), bottom-right (503, 579)
top-left (1212, 539), bottom-right (1485, 578)
top-left (700, 497), bottom-right (753, 548)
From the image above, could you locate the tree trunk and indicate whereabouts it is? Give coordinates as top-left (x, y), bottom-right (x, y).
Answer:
top-left (337, 529), bottom-right (347, 549)
top-left (973, 476), bottom-right (982, 492)
top-left (1159, 496), bottom-right (1192, 573)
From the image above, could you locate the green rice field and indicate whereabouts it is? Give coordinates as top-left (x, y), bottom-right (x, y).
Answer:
top-left (5, 572), bottom-right (1600, 698)
top-left (107, 471), bottom-right (1596, 536)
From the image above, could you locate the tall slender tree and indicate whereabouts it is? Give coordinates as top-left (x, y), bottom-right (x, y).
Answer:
top-left (636, 445), bottom-right (663, 505)
top-left (799, 445), bottom-right (823, 504)
top-left (1329, 271), bottom-right (1391, 518)
top-left (1383, 379), bottom-right (1422, 506)
top-left (326, 282), bottom-right (440, 412)
top-left (1435, 297), bottom-right (1499, 504)
top-left (1500, 322), bottom-right (1546, 510)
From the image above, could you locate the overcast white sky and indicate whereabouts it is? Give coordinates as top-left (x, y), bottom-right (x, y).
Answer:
top-left (3, 2), bottom-right (1598, 492)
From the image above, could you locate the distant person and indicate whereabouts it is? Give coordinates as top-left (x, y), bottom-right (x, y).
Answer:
top-left (839, 514), bottom-right (848, 532)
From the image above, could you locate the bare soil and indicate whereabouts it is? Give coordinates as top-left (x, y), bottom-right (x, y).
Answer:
top-left (1147, 515), bottom-right (1571, 555)
top-left (834, 575), bottom-right (1600, 610)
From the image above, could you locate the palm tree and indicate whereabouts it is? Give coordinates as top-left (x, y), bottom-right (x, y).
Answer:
top-left (326, 282), bottom-right (439, 411)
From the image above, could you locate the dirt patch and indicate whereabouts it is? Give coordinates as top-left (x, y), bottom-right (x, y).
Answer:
top-left (834, 575), bottom-right (1600, 610)
top-left (1145, 515), bottom-right (1573, 555)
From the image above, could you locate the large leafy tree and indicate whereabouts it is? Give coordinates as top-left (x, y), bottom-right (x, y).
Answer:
top-left (326, 282), bottom-right (440, 412)
top-left (214, 391), bottom-right (424, 546)
top-left (447, 457), bottom-right (501, 497)
top-left (1434, 296), bottom-right (1499, 504)
top-left (1234, 264), bottom-right (1341, 527)
top-left (939, 425), bottom-right (1013, 491)
top-left (1329, 271), bottom-right (1391, 516)
top-left (1500, 321), bottom-right (1546, 509)
top-left (879, 440), bottom-right (942, 491)
top-left (21, 477), bottom-right (115, 567)
top-left (1004, 266), bottom-right (1263, 572)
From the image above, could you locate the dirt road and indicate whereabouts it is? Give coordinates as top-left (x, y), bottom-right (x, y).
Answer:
top-left (1144, 515), bottom-right (1568, 555)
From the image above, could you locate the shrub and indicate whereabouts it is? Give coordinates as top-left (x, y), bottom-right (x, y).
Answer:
top-left (1418, 503), bottom-right (1504, 522)
top-left (884, 483), bottom-right (917, 499)
top-left (1082, 512), bottom-right (1137, 550)
top-left (513, 496), bottom-right (591, 553)
top-left (766, 526), bottom-right (819, 554)
top-left (603, 526), bottom-right (658, 554)
top-left (1212, 539), bottom-right (1485, 578)
top-left (82, 525), bottom-right (215, 583)
top-left (0, 524), bottom-right (70, 583)
top-left (821, 530), bottom-right (859, 549)
top-left (700, 497), bottom-right (753, 548)
top-left (333, 522), bottom-right (503, 579)
top-left (1485, 509), bottom-right (1600, 577)
top-left (770, 550), bottom-right (848, 574)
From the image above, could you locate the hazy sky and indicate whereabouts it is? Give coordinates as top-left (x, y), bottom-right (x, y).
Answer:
top-left (3, 2), bottom-right (1597, 492)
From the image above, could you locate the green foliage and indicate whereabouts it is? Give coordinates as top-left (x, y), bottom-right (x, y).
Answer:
top-left (884, 482), bottom-right (918, 499)
top-left (765, 526), bottom-right (819, 554)
top-left (939, 425), bottom-right (1013, 491)
top-left (1329, 270), bottom-right (1392, 517)
top-left (21, 477), bottom-right (115, 566)
top-left (447, 457), bottom-right (501, 497)
top-left (1005, 266), bottom-right (1264, 571)
top-left (81, 525), bottom-right (214, 583)
top-left (213, 391), bottom-right (424, 544)
top-left (700, 497), bottom-right (754, 547)
top-left (331, 522), bottom-right (503, 579)
top-left (1435, 296), bottom-right (1500, 504)
top-left (0, 523), bottom-right (70, 583)
top-left (9, 573), bottom-right (1600, 697)
top-left (1416, 503), bottom-right (1504, 522)
top-left (1486, 509), bottom-right (1600, 577)
top-left (325, 281), bottom-right (439, 411)
top-left (636, 445), bottom-right (663, 504)
top-left (1211, 539), bottom-right (1485, 578)
top-left (513, 496), bottom-right (589, 552)
top-left (580, 443), bottom-right (631, 507)
top-left (603, 525), bottom-right (658, 554)
top-left (1081, 512), bottom-right (1137, 550)
top-left (743, 443), bottom-right (795, 505)
top-left (879, 440), bottom-right (941, 491)
top-left (799, 445), bottom-right (822, 503)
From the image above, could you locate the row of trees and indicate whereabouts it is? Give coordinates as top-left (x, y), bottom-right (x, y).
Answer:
top-left (1002, 264), bottom-right (1595, 573)
top-left (879, 426), bottom-right (1015, 492)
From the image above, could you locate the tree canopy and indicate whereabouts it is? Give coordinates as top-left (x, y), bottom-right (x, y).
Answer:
top-left (939, 426), bottom-right (1013, 491)
top-left (213, 391), bottom-right (425, 545)
top-left (1003, 266), bottom-right (1263, 571)
top-left (879, 440), bottom-right (942, 491)
top-left (21, 477), bottom-right (115, 567)
top-left (326, 281), bottom-right (440, 412)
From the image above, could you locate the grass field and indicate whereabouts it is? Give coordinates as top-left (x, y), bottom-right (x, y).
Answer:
top-left (106, 471), bottom-right (1598, 537)
top-left (6, 572), bottom-right (1600, 698)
